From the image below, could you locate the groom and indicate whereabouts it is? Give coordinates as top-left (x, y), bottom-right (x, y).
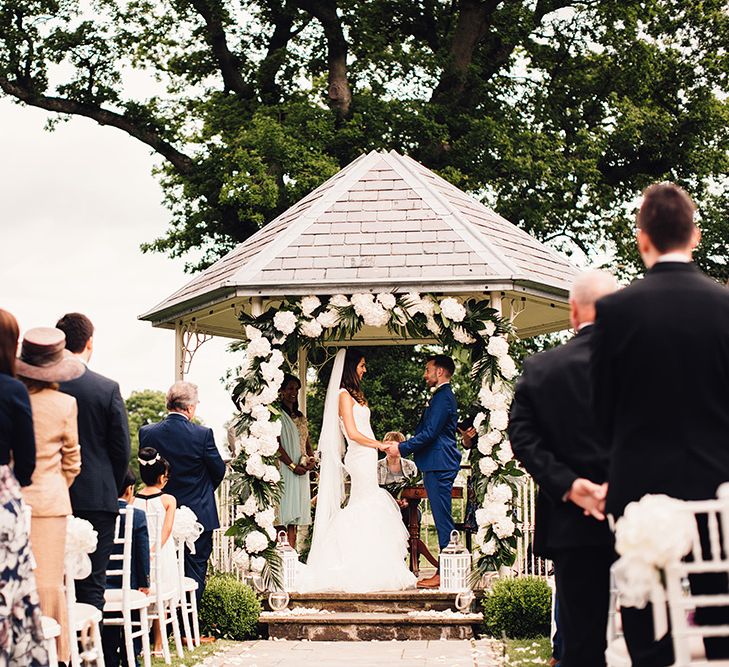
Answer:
top-left (387, 355), bottom-right (461, 589)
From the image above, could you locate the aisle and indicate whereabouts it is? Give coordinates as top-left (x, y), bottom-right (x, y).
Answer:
top-left (198, 639), bottom-right (503, 666)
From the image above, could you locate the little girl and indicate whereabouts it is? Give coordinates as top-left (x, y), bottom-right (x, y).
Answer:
top-left (133, 447), bottom-right (179, 652)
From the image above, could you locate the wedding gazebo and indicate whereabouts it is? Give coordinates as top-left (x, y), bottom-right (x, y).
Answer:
top-left (140, 149), bottom-right (579, 381)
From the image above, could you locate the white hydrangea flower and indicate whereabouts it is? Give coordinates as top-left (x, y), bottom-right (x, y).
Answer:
top-left (273, 310), bottom-right (297, 336)
top-left (258, 384), bottom-right (280, 405)
top-left (260, 360), bottom-right (283, 383)
top-left (499, 355), bottom-right (518, 380)
top-left (473, 412), bottom-right (487, 431)
top-left (269, 349), bottom-right (285, 368)
top-left (487, 484), bottom-right (513, 505)
top-left (266, 524), bottom-right (277, 541)
top-left (244, 531), bottom-right (269, 554)
top-left (477, 439), bottom-right (494, 456)
top-left (251, 419), bottom-right (281, 441)
top-left (250, 404), bottom-right (270, 423)
top-left (247, 336), bottom-right (271, 359)
top-left (478, 385), bottom-right (509, 411)
top-left (493, 517), bottom-right (516, 539)
top-left (240, 495), bottom-right (258, 517)
top-left (262, 465), bottom-right (281, 484)
top-left (300, 295), bottom-right (321, 317)
top-left (232, 548), bottom-right (250, 571)
top-left (452, 326), bottom-right (476, 345)
top-left (376, 293), bottom-right (397, 309)
top-left (299, 318), bottom-right (323, 338)
top-left (351, 293), bottom-right (375, 316)
top-left (362, 303), bottom-right (390, 327)
top-left (479, 457), bottom-right (499, 477)
top-left (241, 437), bottom-right (261, 456)
top-left (245, 325), bottom-right (262, 340)
top-left (487, 335), bottom-right (510, 360)
top-left (425, 315), bottom-right (441, 335)
top-left (490, 409), bottom-right (509, 432)
top-left (255, 508), bottom-right (276, 529)
top-left (392, 307), bottom-right (407, 324)
top-left (250, 556), bottom-right (266, 573)
top-left (481, 538), bottom-right (498, 556)
top-left (484, 430), bottom-right (503, 446)
top-left (258, 437), bottom-right (280, 457)
top-left (329, 294), bottom-right (350, 307)
top-left (439, 297), bottom-right (466, 322)
top-left (482, 321), bottom-right (497, 337)
top-left (245, 454), bottom-right (265, 479)
top-left (497, 440), bottom-right (513, 465)
top-left (476, 503), bottom-right (509, 527)
top-left (317, 308), bottom-right (340, 328)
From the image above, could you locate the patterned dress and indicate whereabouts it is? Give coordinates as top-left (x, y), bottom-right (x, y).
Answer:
top-left (0, 465), bottom-right (48, 667)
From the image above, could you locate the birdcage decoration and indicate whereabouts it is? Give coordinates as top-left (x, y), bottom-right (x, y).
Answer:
top-left (439, 530), bottom-right (471, 592)
top-left (276, 530), bottom-right (298, 592)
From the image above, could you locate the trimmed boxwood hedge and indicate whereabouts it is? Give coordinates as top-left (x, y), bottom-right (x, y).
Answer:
top-left (199, 574), bottom-right (261, 640)
top-left (482, 576), bottom-right (551, 639)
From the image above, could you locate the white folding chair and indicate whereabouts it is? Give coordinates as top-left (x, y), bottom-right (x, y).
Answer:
top-left (145, 510), bottom-right (183, 664)
top-left (175, 538), bottom-right (200, 649)
top-left (103, 506), bottom-right (152, 667)
top-left (64, 519), bottom-right (106, 667)
top-left (40, 616), bottom-right (60, 667)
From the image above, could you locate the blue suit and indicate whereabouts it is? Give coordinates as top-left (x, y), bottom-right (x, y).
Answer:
top-left (399, 384), bottom-right (460, 550)
top-left (139, 413), bottom-right (226, 600)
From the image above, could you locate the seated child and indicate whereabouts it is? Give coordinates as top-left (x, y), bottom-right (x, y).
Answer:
top-left (102, 468), bottom-right (150, 667)
top-left (377, 431), bottom-right (419, 525)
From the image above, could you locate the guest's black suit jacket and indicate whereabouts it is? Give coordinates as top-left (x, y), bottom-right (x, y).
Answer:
top-left (139, 413), bottom-right (226, 531)
top-left (508, 327), bottom-right (613, 558)
top-left (592, 262), bottom-right (729, 517)
top-left (60, 367), bottom-right (131, 514)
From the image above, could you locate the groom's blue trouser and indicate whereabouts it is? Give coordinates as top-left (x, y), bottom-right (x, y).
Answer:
top-left (423, 469), bottom-right (459, 551)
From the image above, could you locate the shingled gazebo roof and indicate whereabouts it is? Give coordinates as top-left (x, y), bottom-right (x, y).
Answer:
top-left (141, 150), bottom-right (579, 339)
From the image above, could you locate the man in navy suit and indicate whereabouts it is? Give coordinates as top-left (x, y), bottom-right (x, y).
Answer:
top-left (388, 355), bottom-right (461, 589)
top-left (139, 381), bottom-right (226, 602)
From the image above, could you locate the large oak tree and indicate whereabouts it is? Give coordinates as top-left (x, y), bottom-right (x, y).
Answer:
top-left (2, 0), bottom-right (727, 278)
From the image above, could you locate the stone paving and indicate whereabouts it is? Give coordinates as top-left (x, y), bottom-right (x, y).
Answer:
top-left (196, 639), bottom-right (503, 667)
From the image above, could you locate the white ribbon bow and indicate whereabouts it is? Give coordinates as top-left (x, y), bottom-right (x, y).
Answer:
top-left (172, 506), bottom-right (204, 554)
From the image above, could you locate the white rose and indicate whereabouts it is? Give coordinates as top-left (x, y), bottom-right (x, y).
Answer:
top-left (300, 295), bottom-right (321, 317)
top-left (329, 294), bottom-right (350, 307)
top-left (250, 556), bottom-right (266, 573)
top-left (499, 355), bottom-right (517, 380)
top-left (317, 309), bottom-right (340, 328)
top-left (479, 457), bottom-right (499, 477)
top-left (232, 549), bottom-right (250, 571)
top-left (493, 517), bottom-right (516, 538)
top-left (245, 531), bottom-right (269, 554)
top-left (452, 326), bottom-right (476, 345)
top-left (273, 310), bottom-right (298, 336)
top-left (245, 454), bottom-right (265, 479)
top-left (487, 335), bottom-right (510, 359)
top-left (490, 409), bottom-right (509, 432)
top-left (439, 297), bottom-right (466, 322)
top-left (245, 325), bottom-right (262, 340)
top-left (255, 508), bottom-right (276, 529)
top-left (376, 293), bottom-right (396, 309)
top-left (299, 318), bottom-right (323, 338)
top-left (240, 495), bottom-right (258, 517)
top-left (482, 321), bottom-right (497, 336)
top-left (247, 336), bottom-right (271, 358)
top-left (497, 441), bottom-right (513, 465)
top-left (263, 465), bottom-right (281, 484)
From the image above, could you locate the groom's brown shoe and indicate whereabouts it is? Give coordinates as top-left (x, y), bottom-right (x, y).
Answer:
top-left (416, 574), bottom-right (440, 589)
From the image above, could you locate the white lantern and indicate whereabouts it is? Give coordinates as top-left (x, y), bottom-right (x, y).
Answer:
top-left (275, 530), bottom-right (298, 592)
top-left (439, 530), bottom-right (471, 592)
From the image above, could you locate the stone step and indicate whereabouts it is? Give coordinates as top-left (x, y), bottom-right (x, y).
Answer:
top-left (260, 610), bottom-right (484, 641)
top-left (273, 590), bottom-right (478, 613)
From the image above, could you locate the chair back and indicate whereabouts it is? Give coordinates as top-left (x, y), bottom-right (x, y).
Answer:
top-left (145, 509), bottom-right (165, 593)
top-left (106, 507), bottom-right (135, 604)
top-left (663, 487), bottom-right (729, 665)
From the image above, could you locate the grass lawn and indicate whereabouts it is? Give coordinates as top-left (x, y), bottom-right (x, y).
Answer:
top-left (503, 637), bottom-right (553, 666)
top-left (149, 639), bottom-right (238, 667)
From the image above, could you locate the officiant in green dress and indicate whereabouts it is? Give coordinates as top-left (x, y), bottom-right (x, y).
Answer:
top-left (277, 374), bottom-right (314, 548)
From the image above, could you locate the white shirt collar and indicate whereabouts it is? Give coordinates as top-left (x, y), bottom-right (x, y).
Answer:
top-left (656, 252), bottom-right (691, 263)
top-left (430, 381), bottom-right (450, 394)
top-left (577, 322), bottom-right (594, 331)
top-left (168, 411), bottom-right (189, 420)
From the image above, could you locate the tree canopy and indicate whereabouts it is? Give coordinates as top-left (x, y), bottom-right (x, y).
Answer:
top-left (2, 0), bottom-right (727, 279)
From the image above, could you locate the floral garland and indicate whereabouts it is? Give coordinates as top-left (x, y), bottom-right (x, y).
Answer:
top-left (227, 292), bottom-right (523, 588)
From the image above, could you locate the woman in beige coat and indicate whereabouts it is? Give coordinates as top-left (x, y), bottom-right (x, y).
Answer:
top-left (17, 327), bottom-right (84, 663)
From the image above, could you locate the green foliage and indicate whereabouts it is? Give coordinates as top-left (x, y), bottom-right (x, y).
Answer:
top-left (198, 574), bottom-right (261, 640)
top-left (482, 576), bottom-right (552, 639)
top-left (1, 1), bottom-right (727, 279)
top-left (125, 390), bottom-right (167, 478)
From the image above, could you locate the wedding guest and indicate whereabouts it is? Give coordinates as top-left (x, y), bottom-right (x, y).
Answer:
top-left (139, 381), bottom-right (225, 603)
top-left (0, 310), bottom-right (47, 667)
top-left (509, 269), bottom-right (618, 667)
top-left (56, 312), bottom-right (131, 613)
top-left (377, 431), bottom-right (419, 527)
top-left (102, 468), bottom-right (150, 667)
top-left (277, 374), bottom-right (314, 548)
top-left (133, 448), bottom-right (178, 654)
top-left (592, 183), bottom-right (729, 665)
top-left (17, 327), bottom-right (85, 664)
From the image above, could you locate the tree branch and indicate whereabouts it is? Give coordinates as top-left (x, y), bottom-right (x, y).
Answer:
top-left (293, 0), bottom-right (352, 118)
top-left (188, 0), bottom-right (254, 98)
top-left (0, 75), bottom-right (196, 176)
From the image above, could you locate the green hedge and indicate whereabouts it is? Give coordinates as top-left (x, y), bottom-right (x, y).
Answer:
top-left (199, 574), bottom-right (261, 640)
top-left (482, 576), bottom-right (551, 639)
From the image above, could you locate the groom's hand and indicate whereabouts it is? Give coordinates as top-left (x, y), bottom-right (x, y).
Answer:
top-left (383, 441), bottom-right (400, 457)
top-left (566, 478), bottom-right (608, 521)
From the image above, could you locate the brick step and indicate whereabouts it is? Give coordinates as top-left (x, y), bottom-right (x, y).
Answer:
top-left (268, 590), bottom-right (480, 613)
top-left (259, 610), bottom-right (484, 641)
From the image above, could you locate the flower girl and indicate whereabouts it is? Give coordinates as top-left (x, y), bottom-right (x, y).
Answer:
top-left (133, 447), bottom-right (179, 652)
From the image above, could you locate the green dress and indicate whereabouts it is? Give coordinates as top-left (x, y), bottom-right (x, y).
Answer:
top-left (278, 409), bottom-right (312, 526)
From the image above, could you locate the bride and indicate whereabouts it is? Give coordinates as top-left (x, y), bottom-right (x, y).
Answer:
top-left (295, 348), bottom-right (417, 592)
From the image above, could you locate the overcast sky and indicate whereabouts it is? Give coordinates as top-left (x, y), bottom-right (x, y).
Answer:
top-left (1, 99), bottom-right (236, 450)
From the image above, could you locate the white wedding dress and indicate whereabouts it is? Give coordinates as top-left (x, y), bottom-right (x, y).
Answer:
top-left (296, 367), bottom-right (416, 592)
